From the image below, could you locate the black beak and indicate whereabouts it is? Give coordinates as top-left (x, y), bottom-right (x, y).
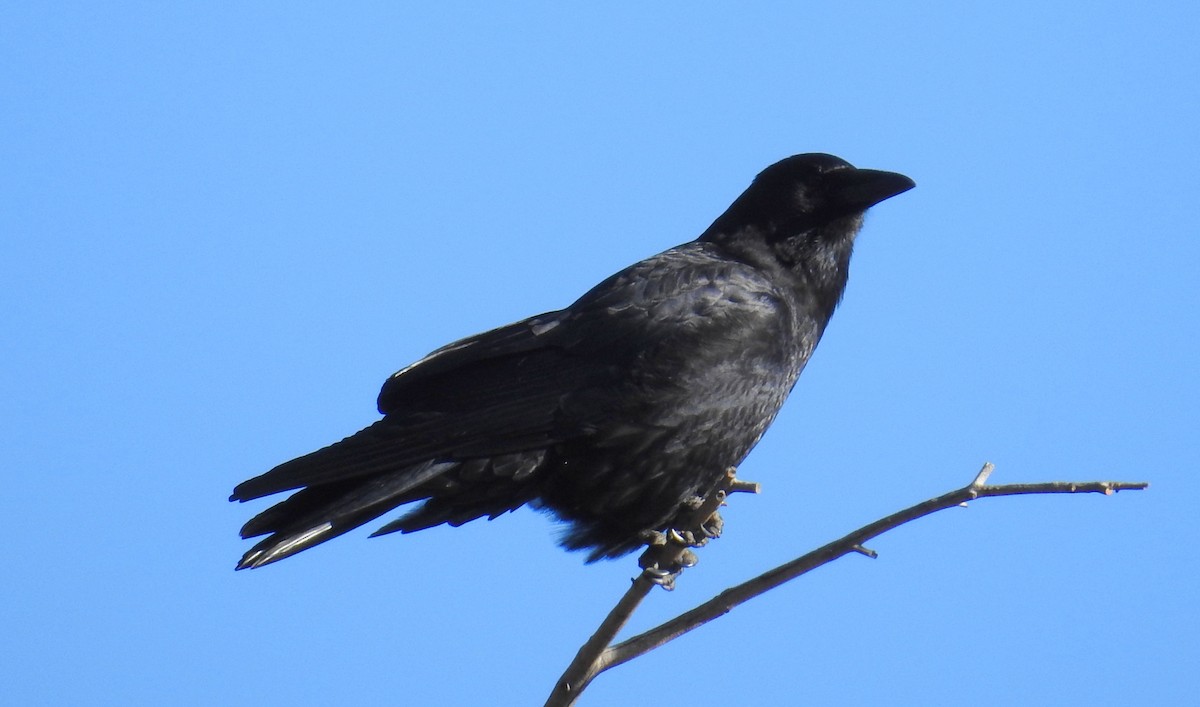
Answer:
top-left (826, 167), bottom-right (915, 215)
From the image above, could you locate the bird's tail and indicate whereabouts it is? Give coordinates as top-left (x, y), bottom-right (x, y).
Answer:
top-left (233, 458), bottom-right (456, 570)
top-left (231, 421), bottom-right (550, 569)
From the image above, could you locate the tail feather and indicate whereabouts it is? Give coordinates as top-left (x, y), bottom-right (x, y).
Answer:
top-left (238, 479), bottom-right (362, 539)
top-left (234, 459), bottom-right (455, 570)
top-left (371, 450), bottom-right (546, 536)
top-left (230, 421), bottom-right (430, 502)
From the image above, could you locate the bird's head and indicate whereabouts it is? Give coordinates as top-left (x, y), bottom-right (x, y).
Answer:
top-left (700, 153), bottom-right (914, 270)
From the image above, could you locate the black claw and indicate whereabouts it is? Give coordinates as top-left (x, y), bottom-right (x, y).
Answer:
top-left (700, 510), bottom-right (724, 540)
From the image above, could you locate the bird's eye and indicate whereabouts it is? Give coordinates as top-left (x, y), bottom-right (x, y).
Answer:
top-left (792, 186), bottom-right (816, 213)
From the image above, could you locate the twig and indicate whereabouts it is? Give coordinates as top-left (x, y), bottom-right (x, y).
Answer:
top-left (544, 463), bottom-right (1147, 706)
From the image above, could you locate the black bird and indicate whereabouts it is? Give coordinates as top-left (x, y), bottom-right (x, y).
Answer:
top-left (231, 154), bottom-right (914, 570)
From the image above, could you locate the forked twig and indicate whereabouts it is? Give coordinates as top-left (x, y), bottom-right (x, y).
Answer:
top-left (545, 463), bottom-right (1147, 706)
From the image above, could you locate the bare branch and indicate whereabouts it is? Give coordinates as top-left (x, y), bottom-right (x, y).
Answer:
top-left (970, 461), bottom-right (996, 487)
top-left (607, 468), bottom-right (1145, 669)
top-left (544, 464), bottom-right (1147, 705)
top-left (729, 479), bottom-right (762, 494)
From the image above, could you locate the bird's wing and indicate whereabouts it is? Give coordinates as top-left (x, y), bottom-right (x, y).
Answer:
top-left (231, 310), bottom-right (606, 501)
top-left (232, 242), bottom-right (790, 502)
top-left (376, 309), bottom-right (580, 416)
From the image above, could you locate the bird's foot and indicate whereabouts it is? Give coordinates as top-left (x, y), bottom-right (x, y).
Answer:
top-left (634, 469), bottom-right (752, 590)
top-left (637, 547), bottom-right (698, 591)
top-left (636, 523), bottom-right (714, 589)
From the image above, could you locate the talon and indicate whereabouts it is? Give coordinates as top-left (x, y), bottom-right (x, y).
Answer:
top-left (666, 528), bottom-right (689, 546)
top-left (638, 562), bottom-right (680, 590)
top-left (700, 510), bottom-right (724, 540)
top-left (644, 566), bottom-right (678, 590)
top-left (678, 548), bottom-right (698, 568)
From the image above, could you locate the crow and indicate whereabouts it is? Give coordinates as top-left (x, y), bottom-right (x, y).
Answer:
top-left (230, 153), bottom-right (914, 570)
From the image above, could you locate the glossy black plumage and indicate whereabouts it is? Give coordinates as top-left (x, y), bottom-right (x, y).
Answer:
top-left (230, 153), bottom-right (914, 569)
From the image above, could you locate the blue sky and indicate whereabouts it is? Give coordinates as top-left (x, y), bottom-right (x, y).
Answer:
top-left (3, 3), bottom-right (1196, 705)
